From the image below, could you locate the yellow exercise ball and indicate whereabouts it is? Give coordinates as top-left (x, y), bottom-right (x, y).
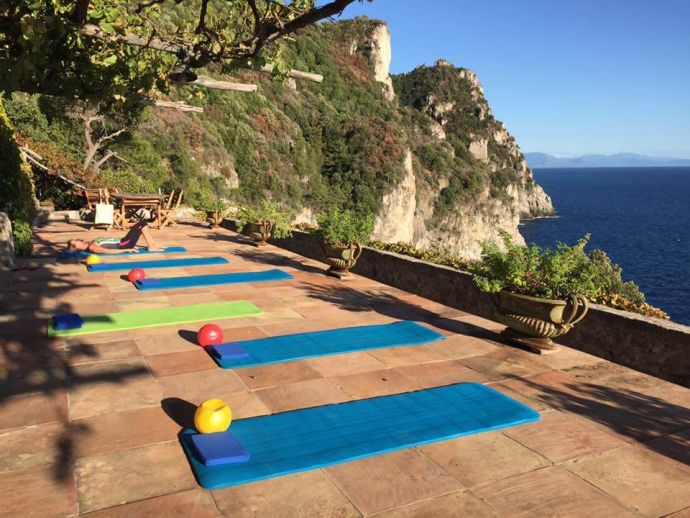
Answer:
top-left (86, 254), bottom-right (101, 265)
top-left (194, 398), bottom-right (233, 434)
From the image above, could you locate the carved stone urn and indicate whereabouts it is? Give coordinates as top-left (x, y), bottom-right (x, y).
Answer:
top-left (206, 210), bottom-right (224, 228)
top-left (247, 221), bottom-right (273, 246)
top-left (493, 291), bottom-right (589, 353)
top-left (323, 242), bottom-right (362, 279)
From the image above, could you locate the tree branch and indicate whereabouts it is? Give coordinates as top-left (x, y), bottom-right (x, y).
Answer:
top-left (247, 0), bottom-right (264, 37)
top-left (82, 115), bottom-right (99, 151)
top-left (260, 64), bottom-right (322, 83)
top-left (192, 76), bottom-right (257, 92)
top-left (95, 127), bottom-right (127, 147)
top-left (195, 0), bottom-right (211, 34)
top-left (81, 24), bottom-right (183, 54)
top-left (93, 150), bottom-right (117, 172)
top-left (250, 0), bottom-right (356, 55)
top-left (147, 99), bottom-right (204, 112)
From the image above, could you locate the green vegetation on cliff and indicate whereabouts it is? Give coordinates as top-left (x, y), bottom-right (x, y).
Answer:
top-left (5, 18), bottom-right (533, 229)
top-left (6, 19), bottom-right (411, 218)
top-left (0, 98), bottom-right (35, 255)
top-left (394, 62), bottom-right (531, 213)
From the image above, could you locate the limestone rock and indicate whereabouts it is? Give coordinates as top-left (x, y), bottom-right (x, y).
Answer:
top-left (469, 138), bottom-right (489, 162)
top-left (428, 120), bottom-right (446, 141)
top-left (387, 58), bottom-right (554, 259)
top-left (423, 96), bottom-right (455, 126)
top-left (519, 183), bottom-right (554, 218)
top-left (351, 22), bottom-right (395, 100)
top-left (292, 206), bottom-right (318, 227)
top-left (201, 159), bottom-right (238, 189)
top-left (372, 150), bottom-right (416, 243)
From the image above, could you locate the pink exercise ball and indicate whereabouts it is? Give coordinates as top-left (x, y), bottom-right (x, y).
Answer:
top-left (127, 268), bottom-right (146, 283)
top-left (198, 323), bottom-right (224, 347)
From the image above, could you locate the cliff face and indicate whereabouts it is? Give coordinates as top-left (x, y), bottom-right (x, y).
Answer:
top-left (8, 17), bottom-right (552, 259)
top-left (349, 21), bottom-right (395, 101)
top-left (368, 52), bottom-right (552, 257)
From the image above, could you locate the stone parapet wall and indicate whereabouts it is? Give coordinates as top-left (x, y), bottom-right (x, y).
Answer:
top-left (222, 220), bottom-right (690, 387)
top-left (0, 212), bottom-right (15, 269)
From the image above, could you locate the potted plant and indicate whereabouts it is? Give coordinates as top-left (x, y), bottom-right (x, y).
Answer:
top-left (236, 202), bottom-right (293, 246)
top-left (313, 208), bottom-right (374, 278)
top-left (205, 199), bottom-right (228, 228)
top-left (470, 231), bottom-right (592, 353)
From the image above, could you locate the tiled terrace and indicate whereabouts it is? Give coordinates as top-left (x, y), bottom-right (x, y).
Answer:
top-left (1, 220), bottom-right (689, 517)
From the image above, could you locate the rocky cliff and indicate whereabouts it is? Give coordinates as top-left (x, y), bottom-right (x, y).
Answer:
top-left (364, 28), bottom-right (553, 257)
top-left (7, 17), bottom-right (552, 259)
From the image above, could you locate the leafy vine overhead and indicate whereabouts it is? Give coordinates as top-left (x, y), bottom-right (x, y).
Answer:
top-left (0, 0), bottom-right (361, 105)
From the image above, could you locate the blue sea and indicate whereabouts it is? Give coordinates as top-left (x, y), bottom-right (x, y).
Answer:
top-left (521, 167), bottom-right (690, 325)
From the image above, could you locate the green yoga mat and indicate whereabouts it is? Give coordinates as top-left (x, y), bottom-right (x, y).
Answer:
top-left (47, 301), bottom-right (262, 337)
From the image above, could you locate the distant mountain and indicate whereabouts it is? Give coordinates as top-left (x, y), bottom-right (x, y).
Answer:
top-left (525, 152), bottom-right (690, 168)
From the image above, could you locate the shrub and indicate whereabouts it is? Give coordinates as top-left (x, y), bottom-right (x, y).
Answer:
top-left (0, 98), bottom-right (35, 257)
top-left (0, 99), bottom-right (35, 222)
top-left (313, 208), bottom-right (374, 246)
top-left (100, 168), bottom-right (156, 194)
top-left (185, 186), bottom-right (226, 212)
top-left (434, 167), bottom-right (485, 219)
top-left (369, 240), bottom-right (471, 271)
top-left (12, 220), bottom-right (33, 256)
top-left (416, 144), bottom-right (451, 173)
top-left (236, 202), bottom-right (293, 239)
top-left (470, 232), bottom-right (668, 318)
top-left (490, 167), bottom-right (521, 199)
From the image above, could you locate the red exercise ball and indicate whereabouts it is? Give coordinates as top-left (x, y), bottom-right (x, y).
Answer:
top-left (127, 268), bottom-right (146, 282)
top-left (198, 323), bottom-right (224, 347)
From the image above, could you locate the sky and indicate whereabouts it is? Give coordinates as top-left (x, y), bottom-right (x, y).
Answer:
top-left (337, 0), bottom-right (690, 158)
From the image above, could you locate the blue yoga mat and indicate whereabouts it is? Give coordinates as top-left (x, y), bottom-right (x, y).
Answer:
top-left (208, 321), bottom-right (444, 369)
top-left (180, 383), bottom-right (540, 489)
top-left (88, 256), bottom-right (228, 272)
top-left (58, 246), bottom-right (187, 259)
top-left (134, 269), bottom-right (293, 291)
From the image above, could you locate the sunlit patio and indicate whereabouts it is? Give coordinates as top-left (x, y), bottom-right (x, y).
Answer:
top-left (1, 220), bottom-right (689, 517)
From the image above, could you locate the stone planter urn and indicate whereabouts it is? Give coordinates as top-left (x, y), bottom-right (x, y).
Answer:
top-left (206, 210), bottom-right (224, 228)
top-left (323, 242), bottom-right (362, 279)
top-left (493, 291), bottom-right (589, 353)
top-left (247, 221), bottom-right (273, 246)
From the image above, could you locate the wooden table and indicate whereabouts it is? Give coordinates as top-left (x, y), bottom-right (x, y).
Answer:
top-left (111, 193), bottom-right (163, 229)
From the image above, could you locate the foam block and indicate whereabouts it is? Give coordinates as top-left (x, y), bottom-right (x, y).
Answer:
top-left (210, 343), bottom-right (249, 359)
top-left (52, 313), bottom-right (84, 331)
top-left (190, 431), bottom-right (250, 466)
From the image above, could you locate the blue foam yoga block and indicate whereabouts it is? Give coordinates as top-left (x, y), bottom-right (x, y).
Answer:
top-left (190, 431), bottom-right (251, 466)
top-left (88, 256), bottom-right (228, 272)
top-left (179, 382), bottom-right (540, 489)
top-left (210, 343), bottom-right (249, 360)
top-left (52, 313), bottom-right (84, 331)
top-left (207, 321), bottom-right (444, 368)
top-left (134, 269), bottom-right (293, 291)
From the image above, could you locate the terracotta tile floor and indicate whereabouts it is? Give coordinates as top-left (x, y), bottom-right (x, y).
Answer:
top-left (1, 220), bottom-right (689, 517)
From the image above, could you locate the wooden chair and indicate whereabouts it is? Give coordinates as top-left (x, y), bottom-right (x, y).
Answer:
top-left (160, 189), bottom-right (184, 227)
top-left (103, 189), bottom-right (125, 229)
top-left (78, 188), bottom-right (124, 229)
top-left (81, 188), bottom-right (111, 225)
top-left (80, 188), bottom-right (102, 219)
